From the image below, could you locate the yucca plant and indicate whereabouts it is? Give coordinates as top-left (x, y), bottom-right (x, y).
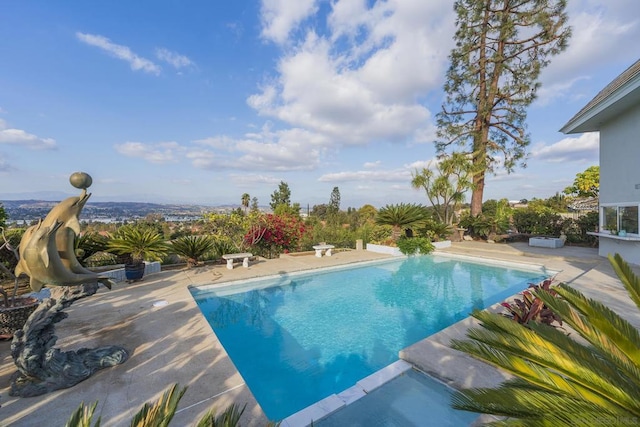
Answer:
top-left (450, 253), bottom-right (640, 425)
top-left (171, 235), bottom-right (215, 268)
top-left (374, 203), bottom-right (429, 241)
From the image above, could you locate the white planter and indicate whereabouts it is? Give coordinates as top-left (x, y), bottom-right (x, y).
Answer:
top-left (366, 244), bottom-right (403, 256)
top-left (366, 241), bottom-right (451, 255)
top-left (433, 240), bottom-right (452, 249)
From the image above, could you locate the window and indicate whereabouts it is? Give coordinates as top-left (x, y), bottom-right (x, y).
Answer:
top-left (620, 206), bottom-right (639, 234)
top-left (603, 206), bottom-right (617, 232)
top-left (601, 204), bottom-right (640, 235)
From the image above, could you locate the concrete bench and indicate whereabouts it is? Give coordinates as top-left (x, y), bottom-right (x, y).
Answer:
top-left (312, 244), bottom-right (335, 257)
top-left (222, 252), bottom-right (253, 269)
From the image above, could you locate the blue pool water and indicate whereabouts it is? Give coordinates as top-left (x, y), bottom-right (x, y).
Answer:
top-left (190, 255), bottom-right (547, 421)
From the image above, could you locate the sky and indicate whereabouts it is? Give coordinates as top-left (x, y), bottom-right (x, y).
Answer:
top-left (1, 1), bottom-right (639, 209)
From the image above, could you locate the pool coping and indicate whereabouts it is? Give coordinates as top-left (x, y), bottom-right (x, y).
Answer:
top-left (191, 251), bottom-right (557, 426)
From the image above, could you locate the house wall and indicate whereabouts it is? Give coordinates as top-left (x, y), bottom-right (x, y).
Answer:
top-left (599, 102), bottom-right (640, 204)
top-left (598, 101), bottom-right (640, 262)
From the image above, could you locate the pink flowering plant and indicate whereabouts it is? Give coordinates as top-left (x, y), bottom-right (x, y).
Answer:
top-left (244, 214), bottom-right (309, 258)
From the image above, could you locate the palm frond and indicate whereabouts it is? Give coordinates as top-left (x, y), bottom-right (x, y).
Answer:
top-left (195, 403), bottom-right (246, 427)
top-left (65, 401), bottom-right (101, 427)
top-left (537, 285), bottom-right (640, 386)
top-left (452, 313), bottom-right (640, 414)
top-left (129, 384), bottom-right (187, 427)
top-left (453, 387), bottom-right (635, 426)
top-left (609, 253), bottom-right (640, 311)
top-left (450, 253), bottom-right (640, 423)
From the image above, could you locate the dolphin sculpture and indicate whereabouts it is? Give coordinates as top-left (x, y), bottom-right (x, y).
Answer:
top-left (14, 220), bottom-right (41, 279)
top-left (16, 185), bottom-right (115, 291)
top-left (21, 220), bottom-right (114, 292)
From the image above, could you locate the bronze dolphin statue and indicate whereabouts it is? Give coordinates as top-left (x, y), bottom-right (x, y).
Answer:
top-left (21, 220), bottom-right (115, 292)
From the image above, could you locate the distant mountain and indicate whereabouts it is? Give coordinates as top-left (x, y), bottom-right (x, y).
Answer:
top-left (0, 191), bottom-right (74, 201)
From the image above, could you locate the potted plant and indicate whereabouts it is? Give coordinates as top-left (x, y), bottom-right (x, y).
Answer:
top-left (106, 225), bottom-right (169, 282)
top-left (0, 227), bottom-right (39, 337)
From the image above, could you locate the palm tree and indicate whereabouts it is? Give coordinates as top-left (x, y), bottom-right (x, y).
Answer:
top-left (241, 193), bottom-right (250, 215)
top-left (450, 253), bottom-right (640, 425)
top-left (171, 235), bottom-right (215, 268)
top-left (106, 225), bottom-right (169, 265)
top-left (374, 203), bottom-right (428, 241)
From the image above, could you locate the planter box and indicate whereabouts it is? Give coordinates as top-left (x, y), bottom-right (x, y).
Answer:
top-left (366, 241), bottom-right (451, 255)
top-left (366, 244), bottom-right (403, 256)
top-left (433, 240), bottom-right (452, 249)
top-left (529, 237), bottom-right (564, 248)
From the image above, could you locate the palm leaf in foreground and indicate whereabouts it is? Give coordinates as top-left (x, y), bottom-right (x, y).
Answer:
top-left (130, 383), bottom-right (186, 427)
top-left (450, 254), bottom-right (640, 426)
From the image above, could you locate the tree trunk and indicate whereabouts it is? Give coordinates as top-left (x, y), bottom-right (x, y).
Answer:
top-left (470, 171), bottom-right (485, 217)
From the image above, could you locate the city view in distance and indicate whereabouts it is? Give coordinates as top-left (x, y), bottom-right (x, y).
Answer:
top-left (1, 200), bottom-right (244, 225)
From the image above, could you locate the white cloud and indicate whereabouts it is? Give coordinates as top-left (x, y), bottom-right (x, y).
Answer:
top-left (531, 133), bottom-right (599, 163)
top-left (155, 48), bottom-right (194, 69)
top-left (319, 169), bottom-right (410, 183)
top-left (114, 141), bottom-right (183, 164)
top-left (536, 76), bottom-right (590, 106)
top-left (363, 161), bottom-right (381, 168)
top-left (250, 0), bottom-right (451, 154)
top-left (76, 32), bottom-right (161, 75)
top-left (229, 174), bottom-right (282, 187)
top-left (260, 0), bottom-right (318, 44)
top-left (191, 125), bottom-right (328, 171)
top-left (0, 120), bottom-right (56, 150)
top-left (539, 2), bottom-right (640, 98)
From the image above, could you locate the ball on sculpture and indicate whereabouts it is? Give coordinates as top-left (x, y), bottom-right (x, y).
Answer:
top-left (69, 172), bottom-right (93, 189)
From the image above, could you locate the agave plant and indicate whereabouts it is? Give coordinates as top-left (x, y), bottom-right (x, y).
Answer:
top-left (374, 203), bottom-right (429, 241)
top-left (171, 235), bottom-right (215, 268)
top-left (450, 253), bottom-right (640, 425)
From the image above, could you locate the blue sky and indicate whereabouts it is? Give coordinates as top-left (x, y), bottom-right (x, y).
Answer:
top-left (1, 1), bottom-right (639, 209)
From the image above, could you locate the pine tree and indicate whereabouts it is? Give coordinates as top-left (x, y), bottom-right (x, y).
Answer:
top-left (436, 0), bottom-right (571, 216)
top-left (270, 181), bottom-right (292, 211)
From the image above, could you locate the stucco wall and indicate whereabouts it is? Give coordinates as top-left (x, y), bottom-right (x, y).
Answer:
top-left (598, 101), bottom-right (640, 260)
top-left (599, 102), bottom-right (640, 204)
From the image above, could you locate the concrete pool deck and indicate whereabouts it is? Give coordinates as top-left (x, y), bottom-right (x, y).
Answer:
top-left (1, 242), bottom-right (638, 426)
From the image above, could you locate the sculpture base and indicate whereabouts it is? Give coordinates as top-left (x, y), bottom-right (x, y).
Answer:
top-left (9, 283), bottom-right (129, 397)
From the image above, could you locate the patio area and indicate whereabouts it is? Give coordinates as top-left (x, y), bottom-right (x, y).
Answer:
top-left (0, 241), bottom-right (637, 426)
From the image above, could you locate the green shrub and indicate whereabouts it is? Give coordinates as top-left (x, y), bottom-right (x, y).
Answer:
top-left (512, 208), bottom-right (563, 236)
top-left (396, 236), bottom-right (434, 256)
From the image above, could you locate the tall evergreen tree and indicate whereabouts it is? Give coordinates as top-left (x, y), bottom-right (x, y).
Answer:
top-left (436, 0), bottom-right (571, 216)
top-left (329, 187), bottom-right (341, 214)
top-left (270, 181), bottom-right (292, 211)
top-left (250, 196), bottom-right (259, 212)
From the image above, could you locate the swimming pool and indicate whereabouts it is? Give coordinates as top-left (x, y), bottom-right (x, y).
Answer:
top-left (190, 254), bottom-right (548, 421)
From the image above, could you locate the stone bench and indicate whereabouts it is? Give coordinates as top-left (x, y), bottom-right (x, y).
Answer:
top-left (312, 244), bottom-right (335, 257)
top-left (222, 253), bottom-right (253, 269)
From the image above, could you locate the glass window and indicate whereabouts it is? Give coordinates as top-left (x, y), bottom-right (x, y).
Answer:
top-left (620, 206), bottom-right (639, 234)
top-left (603, 206), bottom-right (618, 232)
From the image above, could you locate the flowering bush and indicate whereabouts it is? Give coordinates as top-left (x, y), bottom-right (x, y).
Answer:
top-left (244, 214), bottom-right (308, 258)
